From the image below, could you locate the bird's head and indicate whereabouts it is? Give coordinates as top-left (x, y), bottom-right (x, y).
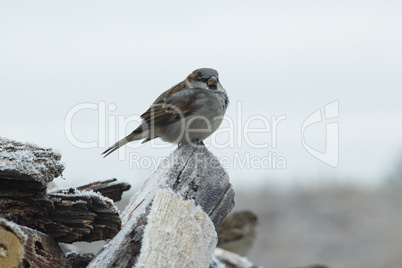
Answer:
top-left (186, 68), bottom-right (225, 92)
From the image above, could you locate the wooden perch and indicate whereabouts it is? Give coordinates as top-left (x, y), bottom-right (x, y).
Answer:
top-left (88, 144), bottom-right (235, 267)
top-left (75, 178), bottom-right (131, 202)
top-left (0, 218), bottom-right (71, 268)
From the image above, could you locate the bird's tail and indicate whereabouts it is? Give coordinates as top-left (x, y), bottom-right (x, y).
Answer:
top-left (102, 131), bottom-right (142, 157)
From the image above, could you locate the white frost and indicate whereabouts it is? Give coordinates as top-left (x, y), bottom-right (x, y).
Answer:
top-left (136, 189), bottom-right (217, 268)
top-left (0, 137), bottom-right (64, 182)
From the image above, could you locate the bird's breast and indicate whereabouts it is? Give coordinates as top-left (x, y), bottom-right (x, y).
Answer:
top-left (157, 91), bottom-right (227, 144)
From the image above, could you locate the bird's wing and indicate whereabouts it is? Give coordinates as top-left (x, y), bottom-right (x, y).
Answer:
top-left (140, 82), bottom-right (204, 127)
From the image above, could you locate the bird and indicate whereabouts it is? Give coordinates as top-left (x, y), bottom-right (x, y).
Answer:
top-left (217, 211), bottom-right (259, 256)
top-left (102, 68), bottom-right (229, 157)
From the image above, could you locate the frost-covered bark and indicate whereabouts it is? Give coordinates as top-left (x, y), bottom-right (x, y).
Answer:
top-left (88, 144), bottom-right (235, 268)
top-left (0, 138), bottom-right (121, 243)
top-left (0, 137), bottom-right (64, 195)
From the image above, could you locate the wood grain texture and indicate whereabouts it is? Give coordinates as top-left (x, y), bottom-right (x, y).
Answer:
top-left (136, 189), bottom-right (217, 268)
top-left (0, 189), bottom-right (121, 243)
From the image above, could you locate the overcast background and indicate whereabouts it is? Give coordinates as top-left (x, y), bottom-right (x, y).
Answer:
top-left (2, 1), bottom-right (402, 267)
top-left (1, 1), bottom-right (401, 189)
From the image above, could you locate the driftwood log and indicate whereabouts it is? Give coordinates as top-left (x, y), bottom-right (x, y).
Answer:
top-left (88, 144), bottom-right (236, 267)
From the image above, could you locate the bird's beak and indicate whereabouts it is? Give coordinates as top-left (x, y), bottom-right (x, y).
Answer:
top-left (207, 76), bottom-right (218, 87)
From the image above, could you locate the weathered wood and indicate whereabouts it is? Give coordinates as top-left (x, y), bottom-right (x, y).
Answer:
top-left (88, 144), bottom-right (235, 267)
top-left (66, 252), bottom-right (95, 268)
top-left (136, 189), bottom-right (217, 267)
top-left (0, 137), bottom-right (64, 196)
top-left (0, 138), bottom-right (122, 243)
top-left (213, 248), bottom-right (255, 268)
top-left (0, 218), bottom-right (71, 268)
top-left (0, 189), bottom-right (121, 243)
top-left (0, 221), bottom-right (24, 268)
top-left (75, 178), bottom-right (131, 202)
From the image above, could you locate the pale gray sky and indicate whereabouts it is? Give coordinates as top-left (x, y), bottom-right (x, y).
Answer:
top-left (1, 0), bottom-right (401, 190)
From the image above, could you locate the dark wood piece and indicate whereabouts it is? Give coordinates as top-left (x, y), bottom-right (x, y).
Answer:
top-left (75, 178), bottom-right (131, 202)
top-left (0, 188), bottom-right (121, 243)
top-left (66, 252), bottom-right (95, 268)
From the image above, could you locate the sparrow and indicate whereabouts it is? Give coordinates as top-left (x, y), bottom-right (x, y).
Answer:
top-left (217, 211), bottom-right (259, 256)
top-left (102, 68), bottom-right (229, 157)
